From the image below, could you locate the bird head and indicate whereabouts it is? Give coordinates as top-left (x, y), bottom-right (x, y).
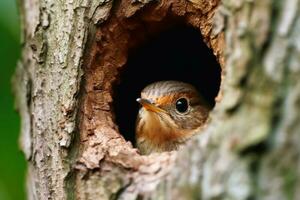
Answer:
top-left (135, 81), bottom-right (210, 154)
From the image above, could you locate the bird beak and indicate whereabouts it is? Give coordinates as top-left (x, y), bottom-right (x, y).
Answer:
top-left (136, 98), bottom-right (166, 113)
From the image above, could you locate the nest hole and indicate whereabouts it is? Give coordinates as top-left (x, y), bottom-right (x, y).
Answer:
top-left (113, 25), bottom-right (221, 145)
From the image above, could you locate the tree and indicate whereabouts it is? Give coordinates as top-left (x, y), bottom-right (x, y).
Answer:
top-left (13, 0), bottom-right (300, 199)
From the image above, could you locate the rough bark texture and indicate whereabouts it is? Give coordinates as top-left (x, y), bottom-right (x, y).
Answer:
top-left (14, 0), bottom-right (300, 199)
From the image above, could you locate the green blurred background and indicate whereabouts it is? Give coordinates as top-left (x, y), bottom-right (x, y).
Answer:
top-left (0, 0), bottom-right (26, 199)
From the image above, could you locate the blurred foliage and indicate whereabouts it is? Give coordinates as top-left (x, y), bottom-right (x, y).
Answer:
top-left (0, 0), bottom-right (26, 200)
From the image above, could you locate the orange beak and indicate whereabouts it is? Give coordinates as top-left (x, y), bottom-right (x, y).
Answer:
top-left (136, 98), bottom-right (167, 114)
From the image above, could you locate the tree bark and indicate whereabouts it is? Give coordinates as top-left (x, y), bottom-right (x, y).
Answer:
top-left (13, 0), bottom-right (300, 199)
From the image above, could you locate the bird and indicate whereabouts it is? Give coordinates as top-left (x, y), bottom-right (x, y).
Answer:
top-left (135, 80), bottom-right (211, 155)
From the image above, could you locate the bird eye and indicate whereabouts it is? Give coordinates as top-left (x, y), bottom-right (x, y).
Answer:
top-left (175, 98), bottom-right (189, 113)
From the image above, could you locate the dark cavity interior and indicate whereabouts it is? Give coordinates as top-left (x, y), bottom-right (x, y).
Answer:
top-left (113, 26), bottom-right (221, 145)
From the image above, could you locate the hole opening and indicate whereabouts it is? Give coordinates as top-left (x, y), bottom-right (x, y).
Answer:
top-left (113, 25), bottom-right (221, 145)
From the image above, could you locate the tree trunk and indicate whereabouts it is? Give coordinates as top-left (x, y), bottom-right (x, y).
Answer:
top-left (13, 0), bottom-right (300, 199)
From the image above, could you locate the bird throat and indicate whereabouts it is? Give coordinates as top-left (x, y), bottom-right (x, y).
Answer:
top-left (136, 109), bottom-right (195, 154)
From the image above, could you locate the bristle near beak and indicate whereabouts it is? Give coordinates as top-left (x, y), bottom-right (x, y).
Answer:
top-left (136, 98), bottom-right (166, 113)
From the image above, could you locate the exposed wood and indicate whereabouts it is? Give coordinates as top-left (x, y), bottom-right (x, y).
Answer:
top-left (77, 0), bottom-right (222, 199)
